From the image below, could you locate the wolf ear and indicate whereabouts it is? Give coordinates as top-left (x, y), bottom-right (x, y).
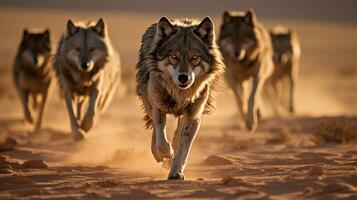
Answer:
top-left (23, 28), bottom-right (29, 39)
top-left (93, 18), bottom-right (105, 37)
top-left (245, 9), bottom-right (257, 26)
top-left (67, 20), bottom-right (79, 36)
top-left (43, 29), bottom-right (50, 40)
top-left (157, 17), bottom-right (175, 40)
top-left (223, 11), bottom-right (231, 23)
top-left (195, 17), bottom-right (214, 44)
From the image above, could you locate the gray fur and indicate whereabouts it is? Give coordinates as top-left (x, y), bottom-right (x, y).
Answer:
top-left (218, 10), bottom-right (274, 131)
top-left (267, 26), bottom-right (301, 114)
top-left (54, 19), bottom-right (120, 141)
top-left (136, 17), bottom-right (224, 180)
top-left (13, 29), bottom-right (53, 134)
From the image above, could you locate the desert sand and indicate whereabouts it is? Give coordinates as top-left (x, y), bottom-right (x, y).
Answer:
top-left (0, 4), bottom-right (357, 200)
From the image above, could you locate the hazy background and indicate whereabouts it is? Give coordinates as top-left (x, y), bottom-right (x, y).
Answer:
top-left (2, 0), bottom-right (357, 23)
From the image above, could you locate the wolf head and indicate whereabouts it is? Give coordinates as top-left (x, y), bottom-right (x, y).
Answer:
top-left (154, 17), bottom-right (216, 90)
top-left (19, 29), bottom-right (51, 67)
top-left (219, 10), bottom-right (260, 62)
top-left (62, 18), bottom-right (109, 72)
top-left (270, 26), bottom-right (295, 65)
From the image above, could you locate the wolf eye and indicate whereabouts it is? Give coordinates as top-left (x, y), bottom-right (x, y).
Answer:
top-left (191, 55), bottom-right (200, 60)
top-left (191, 54), bottom-right (201, 65)
top-left (75, 47), bottom-right (81, 52)
top-left (89, 47), bottom-right (96, 52)
top-left (169, 53), bottom-right (177, 60)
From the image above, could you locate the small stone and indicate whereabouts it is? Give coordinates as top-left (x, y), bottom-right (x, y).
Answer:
top-left (23, 160), bottom-right (48, 169)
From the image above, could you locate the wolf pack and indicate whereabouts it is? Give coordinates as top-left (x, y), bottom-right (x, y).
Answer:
top-left (12, 9), bottom-right (301, 180)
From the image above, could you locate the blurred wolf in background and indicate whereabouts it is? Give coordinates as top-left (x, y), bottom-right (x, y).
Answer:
top-left (54, 19), bottom-right (120, 141)
top-left (218, 10), bottom-right (273, 131)
top-left (267, 25), bottom-right (301, 115)
top-left (13, 29), bottom-right (53, 134)
top-left (136, 17), bottom-right (224, 180)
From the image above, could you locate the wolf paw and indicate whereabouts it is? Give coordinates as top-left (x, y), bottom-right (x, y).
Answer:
top-left (72, 129), bottom-right (86, 141)
top-left (157, 142), bottom-right (174, 159)
top-left (289, 106), bottom-right (295, 114)
top-left (162, 158), bottom-right (172, 170)
top-left (245, 121), bottom-right (257, 132)
top-left (168, 172), bottom-right (185, 180)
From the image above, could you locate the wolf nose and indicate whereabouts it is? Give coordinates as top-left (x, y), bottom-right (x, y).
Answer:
top-left (81, 63), bottom-right (90, 70)
top-left (178, 74), bottom-right (189, 84)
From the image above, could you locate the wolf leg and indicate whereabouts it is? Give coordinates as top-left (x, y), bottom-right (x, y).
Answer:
top-left (32, 94), bottom-right (39, 110)
top-left (162, 117), bottom-right (184, 169)
top-left (64, 91), bottom-right (85, 141)
top-left (168, 115), bottom-right (201, 180)
top-left (76, 99), bottom-right (84, 121)
top-left (172, 117), bottom-right (184, 152)
top-left (288, 62), bottom-right (298, 114)
top-left (233, 83), bottom-right (246, 122)
top-left (33, 89), bottom-right (49, 134)
top-left (98, 75), bottom-right (118, 113)
top-left (152, 107), bottom-right (173, 160)
top-left (246, 76), bottom-right (264, 131)
top-left (151, 127), bottom-right (163, 162)
top-left (168, 87), bottom-right (208, 180)
top-left (226, 74), bottom-right (245, 121)
top-left (81, 88), bottom-right (99, 132)
top-left (20, 90), bottom-right (33, 124)
top-left (268, 79), bottom-right (284, 116)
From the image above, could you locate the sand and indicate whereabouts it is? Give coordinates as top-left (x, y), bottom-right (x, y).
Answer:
top-left (0, 6), bottom-right (357, 200)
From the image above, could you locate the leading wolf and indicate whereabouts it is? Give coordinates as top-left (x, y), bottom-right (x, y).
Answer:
top-left (136, 17), bottom-right (224, 179)
top-left (13, 29), bottom-right (53, 134)
top-left (218, 10), bottom-right (274, 131)
top-left (54, 19), bottom-right (120, 141)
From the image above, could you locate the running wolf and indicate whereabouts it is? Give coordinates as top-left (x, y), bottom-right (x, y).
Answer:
top-left (218, 10), bottom-right (274, 131)
top-left (13, 29), bottom-right (53, 134)
top-left (136, 17), bottom-right (224, 179)
top-left (268, 25), bottom-right (301, 114)
top-left (54, 19), bottom-right (120, 141)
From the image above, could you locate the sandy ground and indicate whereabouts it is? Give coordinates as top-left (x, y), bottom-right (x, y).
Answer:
top-left (0, 6), bottom-right (357, 200)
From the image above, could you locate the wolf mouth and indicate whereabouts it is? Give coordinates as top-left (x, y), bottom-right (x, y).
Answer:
top-left (177, 84), bottom-right (191, 89)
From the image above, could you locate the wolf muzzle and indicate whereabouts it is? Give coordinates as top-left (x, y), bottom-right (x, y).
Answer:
top-left (176, 72), bottom-right (194, 89)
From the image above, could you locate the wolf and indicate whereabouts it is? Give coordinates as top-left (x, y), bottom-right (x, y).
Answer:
top-left (54, 19), bottom-right (120, 141)
top-left (13, 29), bottom-right (53, 134)
top-left (136, 17), bottom-right (224, 180)
top-left (218, 10), bottom-right (274, 131)
top-left (267, 25), bottom-right (301, 114)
